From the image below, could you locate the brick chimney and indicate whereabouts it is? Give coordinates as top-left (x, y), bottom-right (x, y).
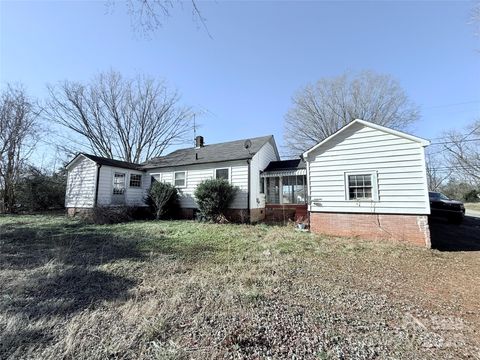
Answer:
top-left (195, 136), bottom-right (204, 148)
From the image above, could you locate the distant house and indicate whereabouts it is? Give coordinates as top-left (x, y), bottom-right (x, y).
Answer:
top-left (65, 119), bottom-right (432, 247)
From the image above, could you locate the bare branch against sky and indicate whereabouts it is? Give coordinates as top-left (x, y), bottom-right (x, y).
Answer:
top-left (283, 70), bottom-right (420, 155)
top-left (107, 0), bottom-right (211, 38)
top-left (45, 70), bottom-right (193, 163)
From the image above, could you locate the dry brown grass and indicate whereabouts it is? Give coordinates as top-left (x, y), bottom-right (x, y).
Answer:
top-left (0, 215), bottom-right (479, 359)
top-left (465, 203), bottom-right (480, 212)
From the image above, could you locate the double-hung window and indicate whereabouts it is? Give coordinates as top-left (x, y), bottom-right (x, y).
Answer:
top-left (215, 168), bottom-right (230, 181)
top-left (345, 172), bottom-right (377, 201)
top-left (174, 171), bottom-right (186, 187)
top-left (129, 174), bottom-right (142, 188)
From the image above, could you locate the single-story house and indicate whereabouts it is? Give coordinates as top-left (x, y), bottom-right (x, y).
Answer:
top-left (65, 119), bottom-right (431, 247)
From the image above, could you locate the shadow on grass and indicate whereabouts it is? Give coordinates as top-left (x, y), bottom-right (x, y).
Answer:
top-left (430, 215), bottom-right (480, 251)
top-left (0, 219), bottom-right (142, 358)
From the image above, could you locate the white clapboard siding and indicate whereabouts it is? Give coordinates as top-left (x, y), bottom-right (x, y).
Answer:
top-left (147, 159), bottom-right (249, 209)
top-left (306, 122), bottom-right (430, 215)
top-left (249, 139), bottom-right (279, 209)
top-left (65, 156), bottom-right (97, 208)
top-left (97, 166), bottom-right (147, 206)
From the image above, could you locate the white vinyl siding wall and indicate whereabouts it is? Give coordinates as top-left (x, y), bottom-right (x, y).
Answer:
top-left (147, 160), bottom-right (249, 209)
top-left (65, 156), bottom-right (97, 208)
top-left (249, 139), bottom-right (280, 209)
top-left (97, 166), bottom-right (147, 206)
top-left (307, 123), bottom-right (430, 215)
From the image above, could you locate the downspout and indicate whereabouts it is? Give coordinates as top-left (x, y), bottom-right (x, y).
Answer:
top-left (247, 159), bottom-right (251, 222)
top-left (93, 164), bottom-right (102, 207)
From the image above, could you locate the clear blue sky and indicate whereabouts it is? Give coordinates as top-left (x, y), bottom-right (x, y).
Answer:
top-left (1, 0), bottom-right (479, 164)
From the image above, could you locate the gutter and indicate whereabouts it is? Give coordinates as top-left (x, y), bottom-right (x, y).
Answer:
top-left (93, 164), bottom-right (102, 207)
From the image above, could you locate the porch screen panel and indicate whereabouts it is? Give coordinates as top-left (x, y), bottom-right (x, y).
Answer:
top-left (266, 177), bottom-right (280, 204)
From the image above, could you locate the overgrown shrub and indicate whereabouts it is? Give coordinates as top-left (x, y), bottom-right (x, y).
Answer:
top-left (16, 167), bottom-right (66, 212)
top-left (194, 179), bottom-right (238, 222)
top-left (147, 181), bottom-right (178, 219)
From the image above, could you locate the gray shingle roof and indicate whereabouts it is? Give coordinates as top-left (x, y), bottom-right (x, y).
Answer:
top-left (141, 135), bottom-right (274, 169)
top-left (66, 153), bottom-right (142, 170)
top-left (83, 154), bottom-right (142, 170)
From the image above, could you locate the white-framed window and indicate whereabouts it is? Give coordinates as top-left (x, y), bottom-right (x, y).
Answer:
top-left (150, 173), bottom-right (162, 185)
top-left (345, 171), bottom-right (378, 201)
top-left (174, 171), bottom-right (186, 188)
top-left (113, 172), bottom-right (126, 195)
top-left (215, 167), bottom-right (230, 182)
top-left (129, 174), bottom-right (142, 188)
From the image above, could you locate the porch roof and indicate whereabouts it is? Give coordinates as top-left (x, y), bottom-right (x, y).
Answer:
top-left (261, 169), bottom-right (306, 177)
top-left (261, 159), bottom-right (306, 177)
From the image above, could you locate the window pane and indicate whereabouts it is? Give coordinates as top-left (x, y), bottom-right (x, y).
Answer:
top-left (282, 182), bottom-right (292, 204)
top-left (259, 174), bottom-right (265, 194)
top-left (215, 168), bottom-right (229, 181)
top-left (174, 172), bottom-right (186, 187)
top-left (349, 176), bottom-right (356, 186)
top-left (130, 174), bottom-right (142, 187)
top-left (266, 177), bottom-right (279, 204)
top-left (113, 173), bottom-right (125, 194)
top-left (348, 174), bottom-right (373, 200)
top-left (293, 184), bottom-right (306, 204)
top-left (175, 172), bottom-right (185, 180)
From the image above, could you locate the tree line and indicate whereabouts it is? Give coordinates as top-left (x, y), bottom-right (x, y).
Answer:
top-left (1, 69), bottom-right (478, 213)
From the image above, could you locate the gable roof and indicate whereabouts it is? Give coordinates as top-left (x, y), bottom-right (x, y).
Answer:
top-left (142, 135), bottom-right (275, 169)
top-left (302, 119), bottom-right (430, 158)
top-left (65, 153), bottom-right (142, 171)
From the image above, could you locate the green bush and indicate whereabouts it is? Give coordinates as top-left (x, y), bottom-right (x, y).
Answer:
top-left (16, 167), bottom-right (66, 212)
top-left (194, 179), bottom-right (238, 222)
top-left (147, 181), bottom-right (178, 219)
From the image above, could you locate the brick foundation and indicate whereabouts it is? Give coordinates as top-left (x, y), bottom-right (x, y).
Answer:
top-left (250, 208), bottom-right (266, 223)
top-left (265, 205), bottom-right (308, 223)
top-left (310, 212), bottom-right (431, 247)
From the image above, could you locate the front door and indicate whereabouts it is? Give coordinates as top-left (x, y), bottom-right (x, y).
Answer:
top-left (112, 172), bottom-right (126, 205)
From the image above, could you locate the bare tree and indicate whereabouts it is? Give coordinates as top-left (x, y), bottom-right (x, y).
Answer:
top-left (45, 71), bottom-right (193, 163)
top-left (425, 152), bottom-right (451, 191)
top-left (443, 119), bottom-right (480, 183)
top-left (284, 71), bottom-right (420, 154)
top-left (0, 85), bottom-right (39, 213)
top-left (108, 0), bottom-right (210, 37)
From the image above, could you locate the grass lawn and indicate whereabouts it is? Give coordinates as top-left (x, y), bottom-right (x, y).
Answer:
top-left (1, 215), bottom-right (479, 359)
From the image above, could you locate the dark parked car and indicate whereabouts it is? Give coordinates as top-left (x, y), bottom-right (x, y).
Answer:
top-left (429, 191), bottom-right (465, 224)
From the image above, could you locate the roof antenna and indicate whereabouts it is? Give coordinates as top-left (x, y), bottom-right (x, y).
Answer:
top-left (193, 113), bottom-right (197, 147)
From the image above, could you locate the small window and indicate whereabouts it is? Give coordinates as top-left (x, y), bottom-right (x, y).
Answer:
top-left (259, 172), bottom-right (265, 194)
top-left (347, 173), bottom-right (374, 200)
top-left (129, 174), bottom-right (142, 188)
top-left (174, 171), bottom-right (186, 187)
top-left (215, 168), bottom-right (229, 181)
top-left (113, 173), bottom-right (126, 195)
